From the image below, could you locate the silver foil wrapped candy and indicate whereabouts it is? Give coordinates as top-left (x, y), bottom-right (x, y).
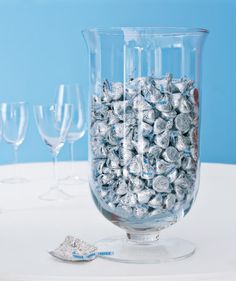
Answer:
top-left (91, 74), bottom-right (199, 218)
top-left (49, 236), bottom-right (113, 262)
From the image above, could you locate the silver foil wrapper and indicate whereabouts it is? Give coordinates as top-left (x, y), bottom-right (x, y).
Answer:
top-left (49, 235), bottom-right (113, 262)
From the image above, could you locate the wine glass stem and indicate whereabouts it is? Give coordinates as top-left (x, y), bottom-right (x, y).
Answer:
top-left (13, 145), bottom-right (18, 179)
top-left (69, 141), bottom-right (75, 177)
top-left (52, 153), bottom-right (58, 189)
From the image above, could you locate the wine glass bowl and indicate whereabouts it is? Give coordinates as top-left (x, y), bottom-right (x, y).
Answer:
top-left (35, 104), bottom-right (72, 155)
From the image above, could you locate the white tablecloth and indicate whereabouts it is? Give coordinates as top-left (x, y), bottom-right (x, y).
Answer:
top-left (0, 162), bottom-right (235, 280)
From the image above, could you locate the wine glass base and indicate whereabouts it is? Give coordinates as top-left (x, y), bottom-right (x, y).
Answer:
top-left (59, 175), bottom-right (87, 185)
top-left (57, 176), bottom-right (87, 197)
top-left (0, 177), bottom-right (29, 184)
top-left (96, 236), bottom-right (195, 264)
top-left (38, 188), bottom-right (73, 201)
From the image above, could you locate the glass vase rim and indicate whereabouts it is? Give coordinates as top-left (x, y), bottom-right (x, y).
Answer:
top-left (82, 26), bottom-right (209, 36)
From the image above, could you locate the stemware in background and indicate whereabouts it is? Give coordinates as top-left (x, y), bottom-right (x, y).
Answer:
top-left (34, 103), bottom-right (73, 201)
top-left (56, 84), bottom-right (87, 184)
top-left (0, 102), bottom-right (28, 184)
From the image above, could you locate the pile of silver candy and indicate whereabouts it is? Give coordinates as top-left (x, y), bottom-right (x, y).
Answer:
top-left (91, 74), bottom-right (199, 219)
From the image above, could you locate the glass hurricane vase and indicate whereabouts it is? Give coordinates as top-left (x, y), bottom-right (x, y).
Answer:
top-left (83, 27), bottom-right (208, 263)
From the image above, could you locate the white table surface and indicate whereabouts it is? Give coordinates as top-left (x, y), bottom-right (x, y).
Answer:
top-left (0, 161), bottom-right (235, 281)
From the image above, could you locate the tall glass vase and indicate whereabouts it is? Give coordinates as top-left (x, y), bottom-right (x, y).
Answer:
top-left (83, 27), bottom-right (208, 263)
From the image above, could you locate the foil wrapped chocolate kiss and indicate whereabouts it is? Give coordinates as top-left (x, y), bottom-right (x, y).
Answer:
top-left (49, 236), bottom-right (113, 262)
top-left (91, 74), bottom-right (199, 219)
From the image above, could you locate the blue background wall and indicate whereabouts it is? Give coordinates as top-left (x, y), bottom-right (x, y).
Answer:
top-left (0, 0), bottom-right (234, 164)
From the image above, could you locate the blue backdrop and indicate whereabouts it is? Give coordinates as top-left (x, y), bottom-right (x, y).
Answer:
top-left (0, 0), bottom-right (234, 164)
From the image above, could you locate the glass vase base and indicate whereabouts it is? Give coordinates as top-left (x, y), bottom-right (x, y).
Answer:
top-left (96, 236), bottom-right (195, 264)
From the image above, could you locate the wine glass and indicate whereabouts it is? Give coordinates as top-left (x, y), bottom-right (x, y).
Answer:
top-left (34, 103), bottom-right (73, 201)
top-left (0, 102), bottom-right (28, 184)
top-left (56, 84), bottom-right (87, 185)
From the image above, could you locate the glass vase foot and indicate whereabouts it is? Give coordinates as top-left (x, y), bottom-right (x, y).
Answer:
top-left (95, 235), bottom-right (195, 264)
